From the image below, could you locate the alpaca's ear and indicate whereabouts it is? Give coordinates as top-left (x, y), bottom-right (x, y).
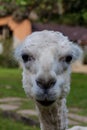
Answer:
top-left (71, 43), bottom-right (83, 63)
top-left (14, 44), bottom-right (23, 62)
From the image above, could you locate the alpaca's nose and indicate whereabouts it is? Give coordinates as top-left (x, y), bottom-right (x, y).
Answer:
top-left (36, 77), bottom-right (56, 89)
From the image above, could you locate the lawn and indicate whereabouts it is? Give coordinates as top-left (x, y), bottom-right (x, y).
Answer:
top-left (67, 73), bottom-right (87, 116)
top-left (0, 68), bottom-right (40, 130)
top-left (0, 115), bottom-right (39, 130)
top-left (0, 68), bottom-right (24, 98)
top-left (0, 68), bottom-right (87, 129)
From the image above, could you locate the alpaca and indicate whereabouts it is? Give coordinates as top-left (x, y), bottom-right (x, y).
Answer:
top-left (15, 30), bottom-right (86, 130)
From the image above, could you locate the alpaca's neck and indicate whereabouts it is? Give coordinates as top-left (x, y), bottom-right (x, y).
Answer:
top-left (36, 98), bottom-right (68, 130)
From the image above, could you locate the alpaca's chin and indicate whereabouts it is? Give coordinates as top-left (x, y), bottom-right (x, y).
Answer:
top-left (36, 99), bottom-right (55, 106)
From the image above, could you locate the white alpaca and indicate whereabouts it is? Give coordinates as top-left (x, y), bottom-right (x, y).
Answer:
top-left (15, 30), bottom-right (86, 130)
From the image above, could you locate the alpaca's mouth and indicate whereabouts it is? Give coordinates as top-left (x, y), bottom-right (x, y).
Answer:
top-left (36, 99), bottom-right (55, 106)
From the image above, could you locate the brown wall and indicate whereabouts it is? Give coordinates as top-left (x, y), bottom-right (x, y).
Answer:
top-left (0, 16), bottom-right (32, 41)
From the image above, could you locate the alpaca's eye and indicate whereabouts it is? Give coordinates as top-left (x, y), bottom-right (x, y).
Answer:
top-left (65, 55), bottom-right (72, 63)
top-left (22, 54), bottom-right (35, 63)
top-left (59, 55), bottom-right (72, 63)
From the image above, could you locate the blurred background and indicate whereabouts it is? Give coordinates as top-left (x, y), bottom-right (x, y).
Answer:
top-left (0, 0), bottom-right (87, 130)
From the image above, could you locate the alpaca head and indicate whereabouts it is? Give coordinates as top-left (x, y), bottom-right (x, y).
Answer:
top-left (15, 30), bottom-right (82, 107)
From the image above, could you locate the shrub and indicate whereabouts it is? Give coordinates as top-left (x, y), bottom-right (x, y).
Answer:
top-left (83, 54), bottom-right (87, 64)
top-left (0, 38), bottom-right (18, 68)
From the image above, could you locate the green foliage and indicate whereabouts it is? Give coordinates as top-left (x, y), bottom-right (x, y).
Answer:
top-left (82, 11), bottom-right (87, 24)
top-left (0, 0), bottom-right (87, 25)
top-left (0, 1), bottom-right (17, 17)
top-left (35, 0), bottom-right (58, 22)
top-left (62, 0), bottom-right (87, 26)
top-left (83, 54), bottom-right (87, 64)
top-left (57, 13), bottom-right (81, 25)
top-left (63, 0), bottom-right (87, 13)
top-left (0, 38), bottom-right (18, 68)
top-left (15, 0), bottom-right (40, 6)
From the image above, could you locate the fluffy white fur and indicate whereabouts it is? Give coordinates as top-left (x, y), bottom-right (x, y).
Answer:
top-left (68, 126), bottom-right (87, 130)
top-left (15, 30), bottom-right (86, 130)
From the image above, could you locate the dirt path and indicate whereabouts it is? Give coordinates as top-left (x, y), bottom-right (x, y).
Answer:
top-left (0, 97), bottom-right (87, 126)
top-left (68, 113), bottom-right (87, 124)
top-left (72, 63), bottom-right (87, 73)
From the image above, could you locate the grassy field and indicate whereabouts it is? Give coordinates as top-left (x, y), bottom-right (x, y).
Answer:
top-left (0, 68), bottom-right (40, 130)
top-left (0, 115), bottom-right (38, 130)
top-left (0, 68), bottom-right (87, 129)
top-left (67, 73), bottom-right (87, 116)
top-left (0, 68), bottom-right (24, 98)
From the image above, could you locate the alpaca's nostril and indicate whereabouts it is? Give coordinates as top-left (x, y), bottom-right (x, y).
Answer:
top-left (36, 79), bottom-right (43, 88)
top-left (48, 79), bottom-right (56, 88)
top-left (36, 78), bottom-right (56, 89)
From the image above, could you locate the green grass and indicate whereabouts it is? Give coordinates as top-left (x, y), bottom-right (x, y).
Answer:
top-left (0, 68), bottom-right (40, 130)
top-left (0, 114), bottom-right (39, 130)
top-left (0, 68), bottom-right (25, 98)
top-left (20, 99), bottom-right (35, 110)
top-left (0, 68), bottom-right (87, 129)
top-left (67, 73), bottom-right (87, 109)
